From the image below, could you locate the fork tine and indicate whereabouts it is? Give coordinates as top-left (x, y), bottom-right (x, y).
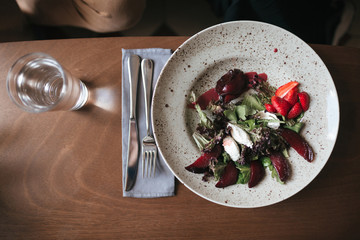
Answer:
top-left (142, 149), bottom-right (157, 178)
top-left (145, 151), bottom-right (150, 177)
top-left (142, 150), bottom-right (145, 178)
top-left (142, 150), bottom-right (148, 178)
top-left (149, 150), bottom-right (154, 177)
top-left (148, 151), bottom-right (153, 177)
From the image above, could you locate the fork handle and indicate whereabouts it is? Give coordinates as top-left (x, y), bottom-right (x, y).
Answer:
top-left (141, 59), bottom-right (154, 136)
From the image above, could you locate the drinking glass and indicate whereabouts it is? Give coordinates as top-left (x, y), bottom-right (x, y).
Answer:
top-left (6, 52), bottom-right (89, 113)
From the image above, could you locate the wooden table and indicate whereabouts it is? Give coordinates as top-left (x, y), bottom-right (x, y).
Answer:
top-left (0, 37), bottom-right (359, 240)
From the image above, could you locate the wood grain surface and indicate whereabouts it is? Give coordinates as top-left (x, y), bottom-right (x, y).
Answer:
top-left (0, 37), bottom-right (359, 240)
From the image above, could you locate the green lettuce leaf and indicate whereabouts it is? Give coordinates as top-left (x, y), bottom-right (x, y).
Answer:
top-left (224, 109), bottom-right (238, 122)
top-left (222, 152), bottom-right (231, 163)
top-left (192, 132), bottom-right (210, 151)
top-left (237, 119), bottom-right (258, 131)
top-left (213, 162), bottom-right (227, 181)
top-left (242, 94), bottom-right (265, 111)
top-left (235, 105), bottom-right (257, 121)
top-left (284, 122), bottom-right (304, 133)
top-left (235, 162), bottom-right (250, 184)
top-left (194, 104), bottom-right (213, 129)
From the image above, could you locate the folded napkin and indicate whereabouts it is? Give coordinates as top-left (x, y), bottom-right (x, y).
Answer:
top-left (122, 48), bottom-right (175, 198)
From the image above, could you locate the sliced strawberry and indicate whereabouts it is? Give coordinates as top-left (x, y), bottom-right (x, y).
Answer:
top-left (185, 144), bottom-right (222, 173)
top-left (195, 88), bottom-right (220, 110)
top-left (298, 92), bottom-right (310, 111)
top-left (248, 161), bottom-right (265, 188)
top-left (269, 152), bottom-right (290, 182)
top-left (283, 87), bottom-right (299, 106)
top-left (275, 81), bottom-right (299, 98)
top-left (271, 96), bottom-right (292, 116)
top-left (215, 161), bottom-right (239, 188)
top-left (287, 102), bottom-right (303, 119)
top-left (265, 103), bottom-right (277, 113)
top-left (279, 128), bottom-right (314, 162)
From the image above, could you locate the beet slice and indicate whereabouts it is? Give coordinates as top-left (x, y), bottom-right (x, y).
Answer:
top-left (269, 152), bottom-right (290, 182)
top-left (248, 161), bottom-right (265, 188)
top-left (215, 69), bottom-right (247, 96)
top-left (185, 145), bottom-right (222, 173)
top-left (279, 128), bottom-right (314, 162)
top-left (215, 161), bottom-right (239, 188)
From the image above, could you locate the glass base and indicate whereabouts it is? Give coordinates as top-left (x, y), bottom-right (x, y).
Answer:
top-left (70, 81), bottom-right (89, 111)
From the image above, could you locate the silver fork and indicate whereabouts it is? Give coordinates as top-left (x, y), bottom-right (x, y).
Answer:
top-left (141, 59), bottom-right (157, 178)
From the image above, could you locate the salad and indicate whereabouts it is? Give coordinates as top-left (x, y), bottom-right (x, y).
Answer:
top-left (185, 69), bottom-right (314, 188)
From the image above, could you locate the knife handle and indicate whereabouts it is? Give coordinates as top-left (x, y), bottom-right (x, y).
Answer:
top-left (141, 59), bottom-right (154, 136)
top-left (128, 55), bottom-right (141, 119)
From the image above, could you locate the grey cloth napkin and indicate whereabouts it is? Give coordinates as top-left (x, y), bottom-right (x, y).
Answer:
top-left (122, 48), bottom-right (175, 198)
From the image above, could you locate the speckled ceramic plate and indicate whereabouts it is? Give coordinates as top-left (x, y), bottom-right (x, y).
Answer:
top-left (152, 21), bottom-right (339, 208)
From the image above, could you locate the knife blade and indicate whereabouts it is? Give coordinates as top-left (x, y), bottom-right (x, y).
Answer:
top-left (125, 54), bottom-right (141, 191)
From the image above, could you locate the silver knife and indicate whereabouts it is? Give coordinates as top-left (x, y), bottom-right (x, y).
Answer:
top-left (125, 54), bottom-right (141, 191)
